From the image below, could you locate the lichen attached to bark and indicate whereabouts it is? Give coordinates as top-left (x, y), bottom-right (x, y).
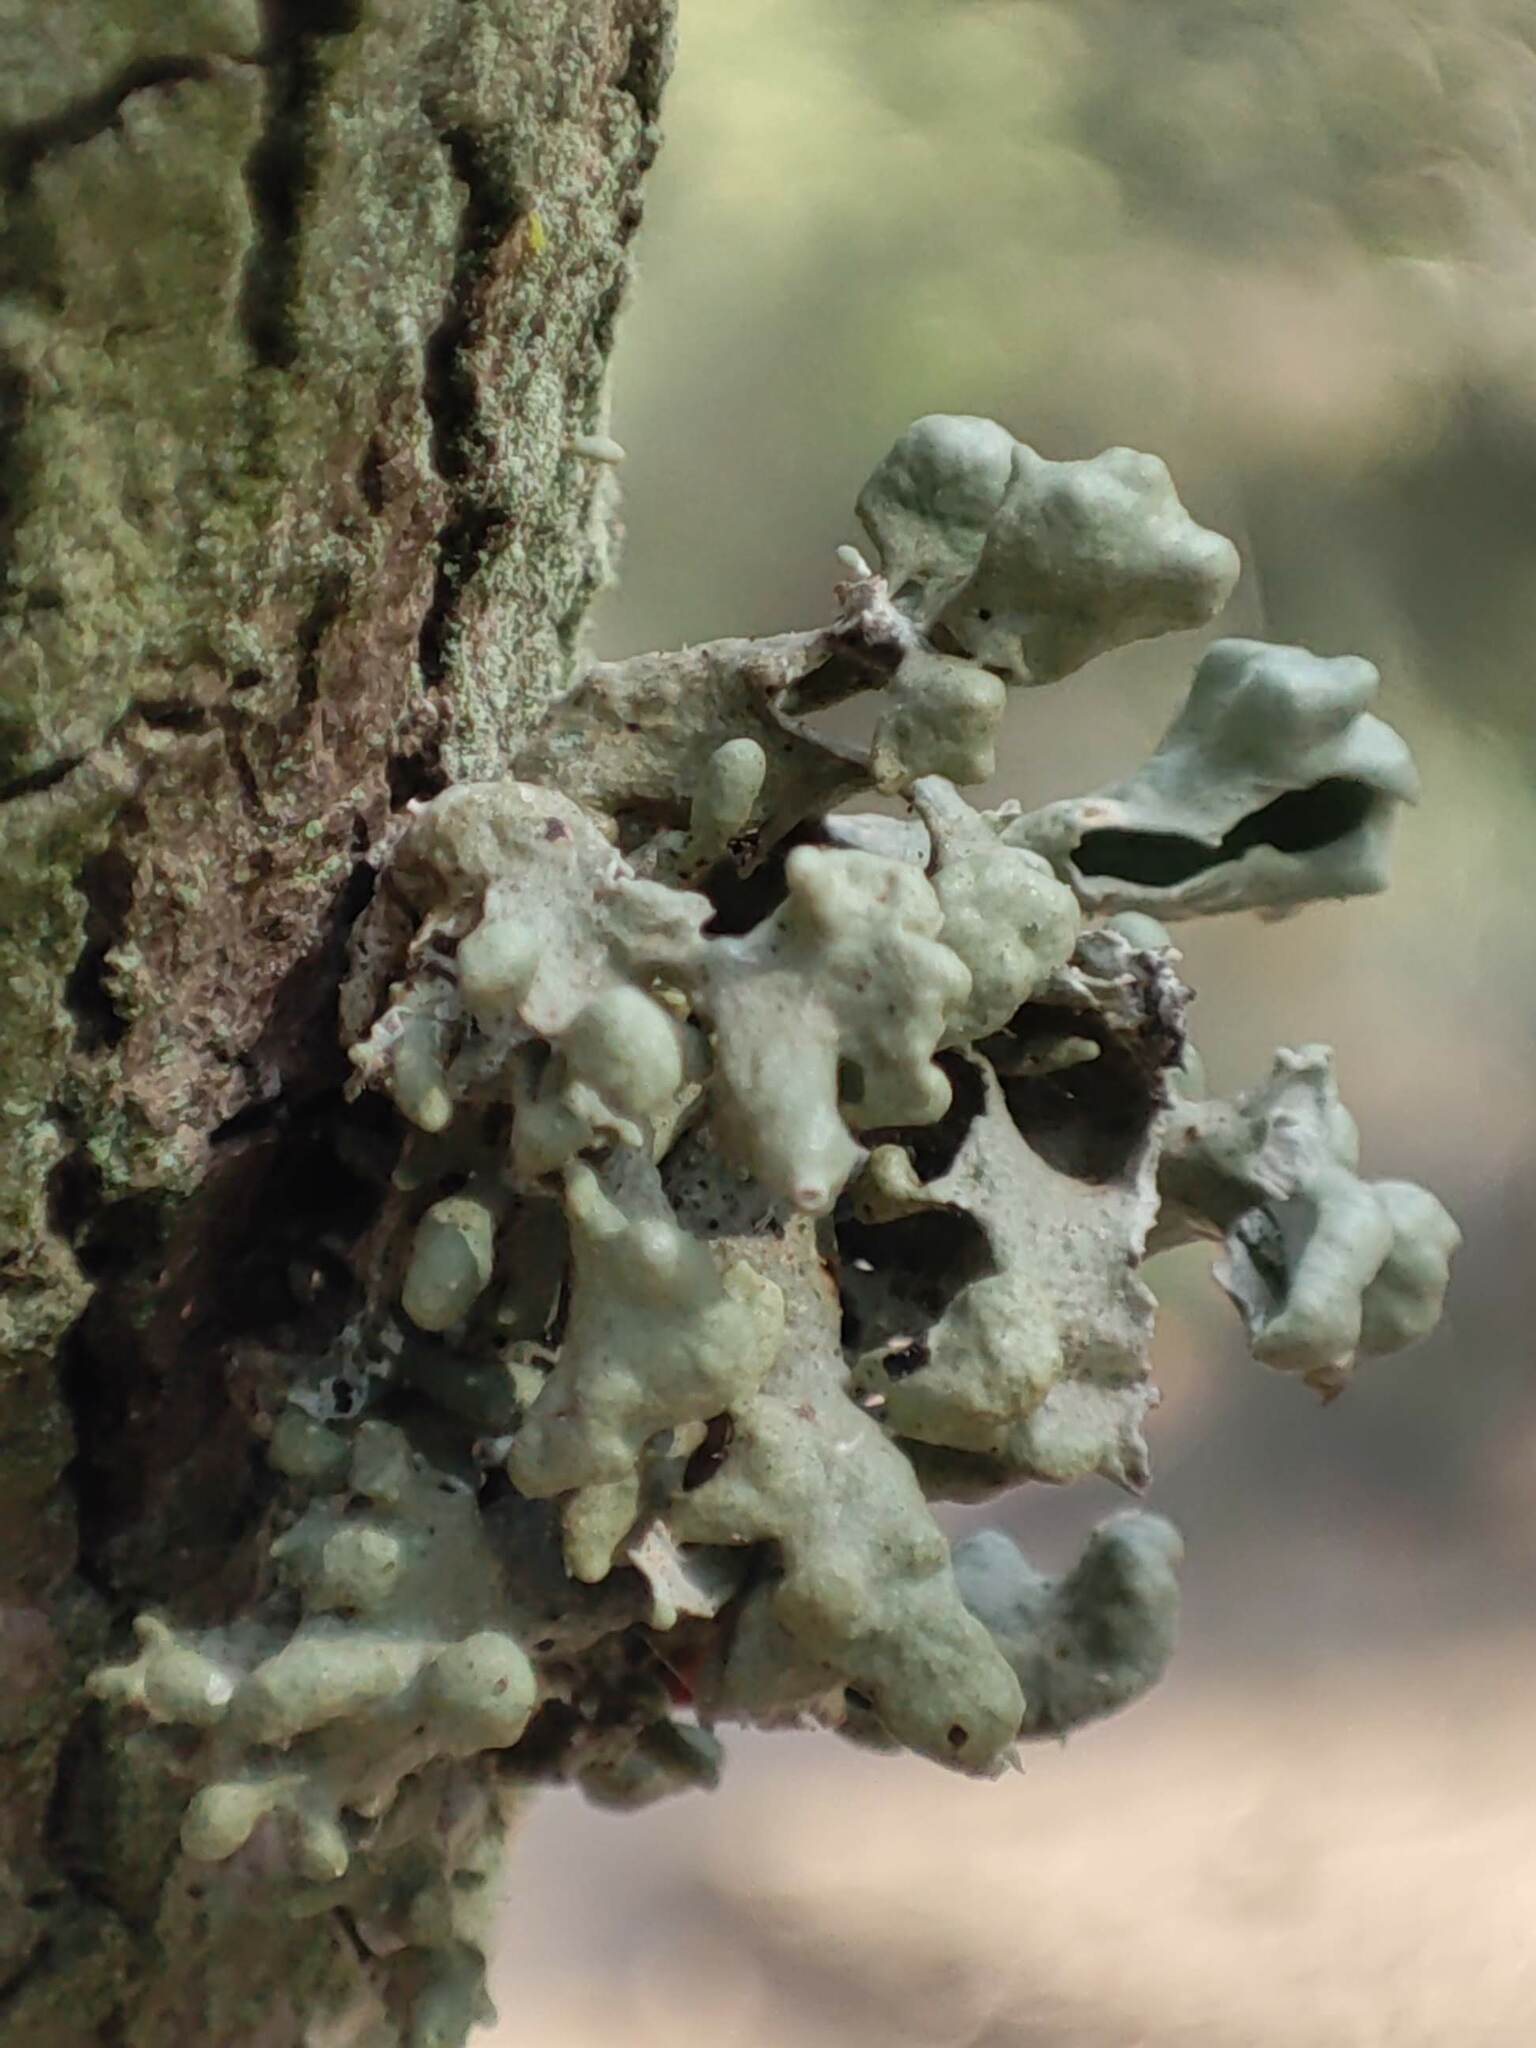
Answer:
top-left (86, 413), bottom-right (1458, 2047)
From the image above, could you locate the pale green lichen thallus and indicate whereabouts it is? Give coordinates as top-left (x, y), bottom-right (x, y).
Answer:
top-left (91, 417), bottom-right (1458, 2043)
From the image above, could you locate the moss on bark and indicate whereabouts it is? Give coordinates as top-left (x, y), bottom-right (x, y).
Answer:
top-left (0, 2), bottom-right (673, 2038)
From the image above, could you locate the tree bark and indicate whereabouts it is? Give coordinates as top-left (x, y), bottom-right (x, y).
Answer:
top-left (0, 2), bottom-right (673, 2039)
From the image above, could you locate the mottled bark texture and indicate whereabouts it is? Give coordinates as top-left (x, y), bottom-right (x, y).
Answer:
top-left (0, 2), bottom-right (672, 2039)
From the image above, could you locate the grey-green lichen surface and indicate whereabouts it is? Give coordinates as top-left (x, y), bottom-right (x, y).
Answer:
top-left (92, 414), bottom-right (1459, 2041)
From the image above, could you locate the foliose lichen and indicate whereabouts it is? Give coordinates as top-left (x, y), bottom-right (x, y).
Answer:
top-left (91, 415), bottom-right (1459, 2040)
top-left (1000, 635), bottom-right (1421, 918)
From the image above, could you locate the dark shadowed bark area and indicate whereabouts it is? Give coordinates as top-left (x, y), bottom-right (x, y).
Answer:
top-left (0, 2), bottom-right (673, 2039)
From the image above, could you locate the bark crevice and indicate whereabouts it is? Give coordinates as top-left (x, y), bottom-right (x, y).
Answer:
top-left (239, 1), bottom-right (364, 369)
top-left (416, 123), bottom-right (529, 694)
top-left (1, 58), bottom-right (223, 196)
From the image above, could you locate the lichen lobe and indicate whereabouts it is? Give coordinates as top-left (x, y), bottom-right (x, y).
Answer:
top-left (82, 409), bottom-right (1459, 2047)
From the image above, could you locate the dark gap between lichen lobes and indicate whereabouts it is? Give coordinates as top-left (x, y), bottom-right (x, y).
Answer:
top-left (837, 1205), bottom-right (994, 1359)
top-left (1, 56), bottom-right (218, 197)
top-left (1073, 776), bottom-right (1376, 888)
top-left (985, 1005), bottom-right (1161, 1184)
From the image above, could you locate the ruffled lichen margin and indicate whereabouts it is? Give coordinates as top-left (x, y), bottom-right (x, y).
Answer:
top-left (0, 2), bottom-right (675, 2041)
top-left (1, 15), bottom-right (1457, 2048)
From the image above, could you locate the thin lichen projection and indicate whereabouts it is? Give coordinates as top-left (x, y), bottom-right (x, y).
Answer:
top-left (91, 413), bottom-right (1459, 2043)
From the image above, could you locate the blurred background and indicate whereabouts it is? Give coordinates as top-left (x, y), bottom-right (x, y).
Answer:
top-left (488, 4), bottom-right (1536, 2040)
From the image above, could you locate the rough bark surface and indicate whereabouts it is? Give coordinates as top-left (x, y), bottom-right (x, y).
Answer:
top-left (0, 1), bottom-right (673, 2039)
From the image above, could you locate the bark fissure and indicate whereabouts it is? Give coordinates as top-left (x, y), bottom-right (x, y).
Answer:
top-left (416, 124), bottom-right (528, 693)
top-left (612, 18), bottom-right (673, 128)
top-left (1, 59), bottom-right (223, 196)
top-left (0, 756), bottom-right (81, 802)
top-left (291, 570), bottom-right (351, 714)
top-left (211, 709), bottom-right (263, 817)
top-left (239, 1), bottom-right (364, 369)
top-left (63, 833), bottom-right (141, 1054)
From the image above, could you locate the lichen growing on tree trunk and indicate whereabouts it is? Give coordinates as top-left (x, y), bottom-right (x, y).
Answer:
top-left (1, 12), bottom-right (1458, 2048)
top-left (0, 3), bottom-right (674, 2040)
